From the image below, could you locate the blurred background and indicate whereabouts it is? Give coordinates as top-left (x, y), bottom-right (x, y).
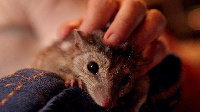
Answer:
top-left (145, 0), bottom-right (200, 111)
top-left (0, 0), bottom-right (200, 111)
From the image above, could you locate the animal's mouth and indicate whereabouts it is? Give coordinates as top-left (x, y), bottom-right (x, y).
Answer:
top-left (81, 81), bottom-right (133, 110)
top-left (108, 91), bottom-right (134, 110)
top-left (97, 91), bottom-right (133, 110)
top-left (81, 87), bottom-right (133, 111)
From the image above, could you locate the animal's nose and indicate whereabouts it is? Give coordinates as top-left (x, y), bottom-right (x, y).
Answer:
top-left (100, 98), bottom-right (113, 109)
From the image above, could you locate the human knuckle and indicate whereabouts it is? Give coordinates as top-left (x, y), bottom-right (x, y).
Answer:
top-left (89, 0), bottom-right (110, 7)
top-left (129, 0), bottom-right (147, 10)
top-left (97, 0), bottom-right (115, 5)
top-left (120, 16), bottom-right (130, 26)
top-left (150, 9), bottom-right (166, 23)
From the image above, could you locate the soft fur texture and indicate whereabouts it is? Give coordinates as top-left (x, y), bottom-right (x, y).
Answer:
top-left (32, 30), bottom-right (152, 110)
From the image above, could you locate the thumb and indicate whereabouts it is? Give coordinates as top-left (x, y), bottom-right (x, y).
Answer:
top-left (58, 18), bottom-right (82, 40)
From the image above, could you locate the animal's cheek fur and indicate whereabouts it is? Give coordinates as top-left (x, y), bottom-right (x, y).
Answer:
top-left (118, 78), bottom-right (135, 98)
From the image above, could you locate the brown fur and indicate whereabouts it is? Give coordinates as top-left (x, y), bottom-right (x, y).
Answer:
top-left (32, 30), bottom-right (151, 111)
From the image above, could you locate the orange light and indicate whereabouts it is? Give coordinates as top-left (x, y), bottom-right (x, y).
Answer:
top-left (188, 8), bottom-right (200, 30)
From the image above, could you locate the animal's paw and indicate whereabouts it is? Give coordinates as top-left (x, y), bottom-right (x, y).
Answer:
top-left (65, 77), bottom-right (82, 89)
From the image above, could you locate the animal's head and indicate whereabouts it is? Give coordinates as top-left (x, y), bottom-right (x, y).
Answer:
top-left (72, 30), bottom-right (148, 109)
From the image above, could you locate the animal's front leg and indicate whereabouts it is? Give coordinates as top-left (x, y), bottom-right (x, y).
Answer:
top-left (62, 74), bottom-right (82, 89)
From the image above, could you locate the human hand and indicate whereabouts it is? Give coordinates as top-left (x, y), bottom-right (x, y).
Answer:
top-left (58, 0), bottom-right (168, 72)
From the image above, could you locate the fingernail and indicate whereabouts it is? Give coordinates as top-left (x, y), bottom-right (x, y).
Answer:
top-left (104, 34), bottom-right (121, 46)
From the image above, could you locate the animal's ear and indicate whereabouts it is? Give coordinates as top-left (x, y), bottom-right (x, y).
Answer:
top-left (73, 29), bottom-right (95, 48)
top-left (73, 29), bottom-right (88, 48)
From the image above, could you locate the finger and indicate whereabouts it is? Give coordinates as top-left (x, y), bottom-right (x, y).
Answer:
top-left (131, 9), bottom-right (166, 52)
top-left (79, 0), bottom-right (118, 34)
top-left (103, 0), bottom-right (147, 46)
top-left (58, 19), bottom-right (82, 40)
top-left (142, 39), bottom-right (168, 73)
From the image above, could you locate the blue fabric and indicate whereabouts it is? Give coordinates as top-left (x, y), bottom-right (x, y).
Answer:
top-left (0, 69), bottom-right (66, 112)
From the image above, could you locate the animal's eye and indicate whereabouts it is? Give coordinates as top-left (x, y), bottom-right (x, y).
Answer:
top-left (87, 61), bottom-right (99, 75)
top-left (121, 73), bottom-right (131, 86)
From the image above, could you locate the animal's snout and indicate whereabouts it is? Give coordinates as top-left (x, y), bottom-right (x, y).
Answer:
top-left (100, 98), bottom-right (113, 109)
